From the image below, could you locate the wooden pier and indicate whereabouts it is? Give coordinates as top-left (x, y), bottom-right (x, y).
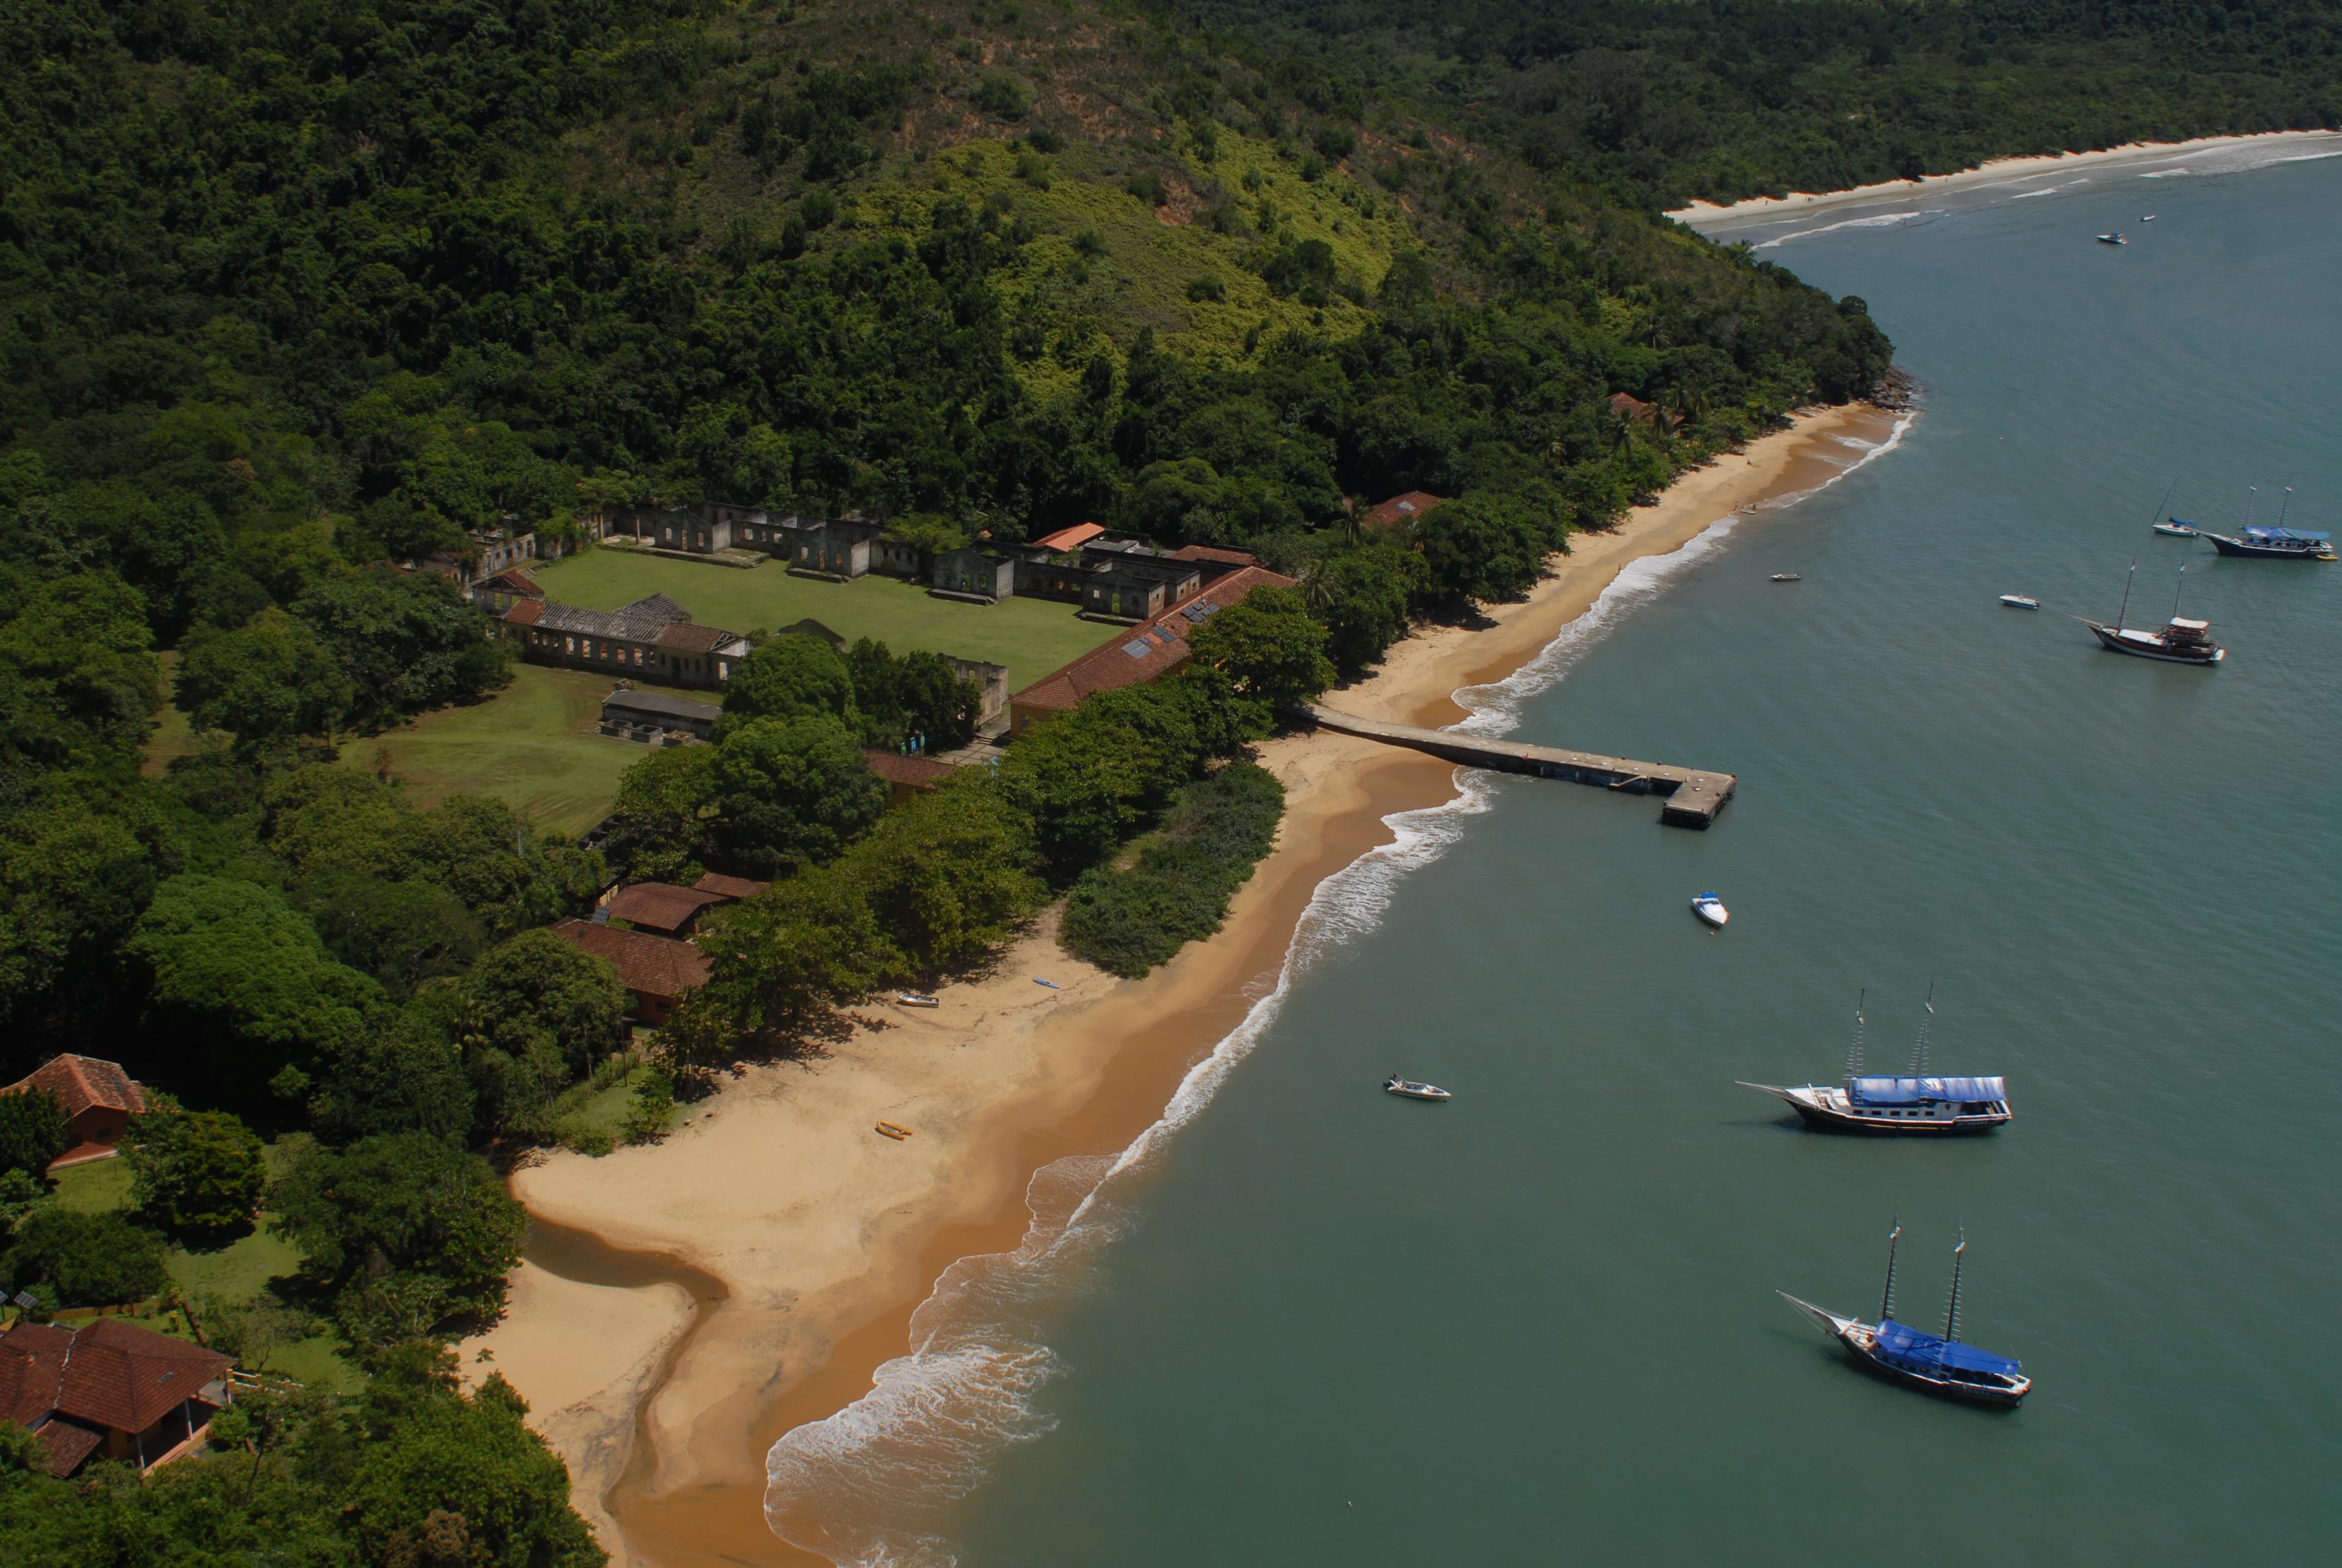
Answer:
top-left (1305, 706), bottom-right (1737, 828)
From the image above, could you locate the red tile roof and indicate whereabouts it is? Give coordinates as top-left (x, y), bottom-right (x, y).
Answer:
top-left (4, 1056), bottom-right (146, 1120)
top-left (1031, 521), bottom-right (1105, 553)
top-left (483, 568), bottom-right (543, 596)
top-left (1358, 491), bottom-right (1447, 532)
top-left (553, 918), bottom-right (712, 1003)
top-left (606, 882), bottom-right (725, 934)
top-left (1011, 565), bottom-right (1297, 715)
top-left (654, 621), bottom-right (739, 653)
top-left (503, 597), bottom-right (546, 625)
top-left (864, 750), bottom-right (953, 790)
top-left (1, 1319), bottom-right (233, 1472)
top-left (1609, 390), bottom-right (1655, 422)
top-left (1168, 543), bottom-right (1259, 566)
top-left (692, 873), bottom-right (770, 901)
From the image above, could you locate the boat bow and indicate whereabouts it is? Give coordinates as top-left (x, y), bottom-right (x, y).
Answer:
top-left (1777, 1292), bottom-right (1856, 1339)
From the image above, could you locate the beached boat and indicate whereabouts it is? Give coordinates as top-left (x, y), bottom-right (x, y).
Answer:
top-left (1769, 573), bottom-right (1802, 582)
top-left (2082, 561), bottom-right (2223, 664)
top-left (1740, 989), bottom-right (2010, 1134)
top-left (896, 993), bottom-right (940, 1008)
top-left (1999, 593), bottom-right (2039, 609)
top-left (2152, 520), bottom-right (2199, 537)
top-left (874, 1122), bottom-right (914, 1140)
top-left (1779, 1223), bottom-right (2030, 1408)
top-left (1383, 1075), bottom-right (1451, 1101)
top-left (1690, 892), bottom-right (1729, 928)
top-left (2202, 526), bottom-right (2335, 560)
top-left (2096, 232), bottom-right (2126, 245)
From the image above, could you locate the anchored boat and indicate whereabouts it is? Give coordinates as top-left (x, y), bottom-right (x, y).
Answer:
top-left (1998, 593), bottom-right (2039, 610)
top-left (1383, 1075), bottom-right (1451, 1101)
top-left (2081, 560), bottom-right (2223, 664)
top-left (1780, 1222), bottom-right (2030, 1408)
top-left (2096, 232), bottom-right (2127, 245)
top-left (2152, 520), bottom-right (2199, 538)
top-left (1741, 987), bottom-right (2010, 1134)
top-left (1690, 892), bottom-right (1729, 928)
top-left (2203, 526), bottom-right (2335, 560)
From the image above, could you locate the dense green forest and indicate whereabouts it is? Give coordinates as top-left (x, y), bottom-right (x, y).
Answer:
top-left (9, 0), bottom-right (2321, 1552)
top-left (1172, 1), bottom-right (2342, 206)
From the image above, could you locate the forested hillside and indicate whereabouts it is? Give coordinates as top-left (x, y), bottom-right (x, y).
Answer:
top-left (1175, 1), bottom-right (2342, 207)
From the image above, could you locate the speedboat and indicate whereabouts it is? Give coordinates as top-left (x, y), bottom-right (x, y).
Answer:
top-left (1779, 1223), bottom-right (2030, 1408)
top-left (1740, 987), bottom-right (2010, 1134)
top-left (896, 993), bottom-right (940, 1008)
top-left (1383, 1075), bottom-right (1450, 1101)
top-left (2141, 214), bottom-right (2156, 222)
top-left (1690, 892), bottom-right (1729, 928)
top-left (2152, 520), bottom-right (2199, 537)
top-left (1769, 573), bottom-right (1802, 582)
top-left (1998, 593), bottom-right (2039, 609)
top-left (2096, 232), bottom-right (2126, 245)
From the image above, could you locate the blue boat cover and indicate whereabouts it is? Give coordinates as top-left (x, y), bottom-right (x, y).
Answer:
top-left (1875, 1318), bottom-right (2023, 1378)
top-left (1847, 1075), bottom-right (2007, 1105)
top-left (2244, 526), bottom-right (2332, 543)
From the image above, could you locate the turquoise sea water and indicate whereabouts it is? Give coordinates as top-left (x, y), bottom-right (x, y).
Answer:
top-left (769, 146), bottom-right (2342, 1566)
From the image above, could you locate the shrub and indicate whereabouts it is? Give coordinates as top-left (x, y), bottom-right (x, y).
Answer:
top-left (1061, 764), bottom-right (1284, 977)
top-left (1, 1207), bottom-right (170, 1307)
top-left (1122, 170), bottom-right (1168, 207)
top-left (1186, 273), bottom-right (1227, 303)
top-left (127, 1108), bottom-right (268, 1235)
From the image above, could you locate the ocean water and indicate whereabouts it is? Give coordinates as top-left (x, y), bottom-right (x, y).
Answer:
top-left (769, 149), bottom-right (2342, 1566)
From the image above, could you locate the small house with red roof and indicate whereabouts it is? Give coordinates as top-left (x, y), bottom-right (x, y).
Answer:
top-left (865, 750), bottom-right (954, 806)
top-left (692, 872), bottom-right (771, 902)
top-left (604, 882), bottom-right (727, 937)
top-left (2, 1055), bottom-right (149, 1170)
top-left (1006, 565), bottom-right (1297, 737)
top-left (1358, 492), bottom-right (1448, 534)
top-left (551, 919), bottom-right (711, 1025)
top-left (0, 1318), bottom-right (235, 1476)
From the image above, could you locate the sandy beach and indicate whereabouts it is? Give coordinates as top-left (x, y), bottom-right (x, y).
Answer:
top-left (458, 399), bottom-right (1902, 1566)
top-left (1667, 129), bottom-right (2342, 230)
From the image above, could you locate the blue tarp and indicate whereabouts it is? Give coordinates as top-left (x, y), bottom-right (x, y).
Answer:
top-left (2244, 526), bottom-right (2332, 543)
top-left (1875, 1318), bottom-right (2023, 1378)
top-left (1848, 1075), bottom-right (2007, 1105)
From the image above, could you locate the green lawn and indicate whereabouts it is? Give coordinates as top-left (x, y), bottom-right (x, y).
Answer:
top-left (50, 1157), bottom-right (133, 1213)
top-left (335, 664), bottom-right (681, 839)
top-left (528, 548), bottom-right (1113, 685)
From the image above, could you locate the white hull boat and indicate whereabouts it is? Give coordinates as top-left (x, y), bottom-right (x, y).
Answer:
top-left (1383, 1075), bottom-right (1451, 1101)
top-left (1691, 892), bottom-right (1729, 928)
top-left (1999, 594), bottom-right (2039, 609)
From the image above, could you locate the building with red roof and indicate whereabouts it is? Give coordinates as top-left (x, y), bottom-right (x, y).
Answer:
top-left (604, 882), bottom-right (726, 937)
top-left (1006, 565), bottom-right (1297, 736)
top-left (552, 920), bottom-right (712, 1025)
top-left (0, 1318), bottom-right (235, 1476)
top-left (2, 1055), bottom-right (149, 1170)
top-left (692, 872), bottom-right (771, 902)
top-left (1358, 491), bottom-right (1448, 534)
top-left (1031, 521), bottom-right (1105, 553)
top-left (865, 749), bottom-right (954, 806)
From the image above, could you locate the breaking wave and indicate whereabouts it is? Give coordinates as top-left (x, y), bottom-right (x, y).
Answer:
top-left (759, 407), bottom-right (1914, 1566)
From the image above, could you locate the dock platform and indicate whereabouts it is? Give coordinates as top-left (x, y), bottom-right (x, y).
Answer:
top-left (1305, 706), bottom-right (1736, 828)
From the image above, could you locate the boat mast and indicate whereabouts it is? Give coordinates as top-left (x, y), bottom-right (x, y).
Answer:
top-left (1944, 1226), bottom-right (1968, 1342)
top-left (2171, 562), bottom-right (2188, 621)
top-left (2115, 562), bottom-right (2136, 632)
top-left (1909, 983), bottom-right (1936, 1075)
top-left (1845, 988), bottom-right (1867, 1078)
top-left (2276, 485), bottom-right (2293, 531)
top-left (2146, 477), bottom-right (2177, 528)
top-left (1880, 1217), bottom-right (1902, 1323)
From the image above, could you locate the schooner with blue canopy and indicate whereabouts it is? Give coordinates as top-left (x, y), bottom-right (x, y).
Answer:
top-left (1780, 1222), bottom-right (2032, 1407)
top-left (1739, 987), bottom-right (2011, 1133)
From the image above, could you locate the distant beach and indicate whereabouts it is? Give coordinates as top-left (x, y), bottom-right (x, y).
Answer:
top-left (1668, 129), bottom-right (2342, 233)
top-left (458, 400), bottom-right (1901, 1567)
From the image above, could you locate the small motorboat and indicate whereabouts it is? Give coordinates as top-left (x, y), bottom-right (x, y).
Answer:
top-left (1998, 593), bottom-right (2039, 609)
top-left (2141, 214), bottom-right (2156, 222)
top-left (1691, 892), bottom-right (1729, 928)
top-left (2096, 232), bottom-right (2126, 245)
top-left (1383, 1075), bottom-right (1451, 1101)
top-left (1779, 1222), bottom-right (2030, 1408)
top-left (2152, 520), bottom-right (2199, 537)
top-left (875, 1122), bottom-right (915, 1141)
top-left (896, 993), bottom-right (940, 1009)
top-left (1769, 573), bottom-right (1802, 582)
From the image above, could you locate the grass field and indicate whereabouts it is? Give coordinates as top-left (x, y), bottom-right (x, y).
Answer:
top-left (528, 548), bottom-right (1112, 682)
top-left (335, 664), bottom-right (683, 838)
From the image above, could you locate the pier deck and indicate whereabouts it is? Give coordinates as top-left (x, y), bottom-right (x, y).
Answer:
top-left (1305, 706), bottom-right (1736, 828)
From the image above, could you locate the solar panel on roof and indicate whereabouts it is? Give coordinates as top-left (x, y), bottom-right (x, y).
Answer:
top-left (1123, 640), bottom-right (1153, 659)
top-left (1180, 599), bottom-right (1220, 621)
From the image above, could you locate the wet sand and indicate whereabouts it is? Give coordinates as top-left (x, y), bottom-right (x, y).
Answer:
top-left (460, 401), bottom-right (1899, 1566)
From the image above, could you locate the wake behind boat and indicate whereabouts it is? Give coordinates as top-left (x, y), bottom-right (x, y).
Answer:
top-left (1741, 988), bottom-right (2010, 1134)
top-left (1383, 1075), bottom-right (1450, 1101)
top-left (1780, 1223), bottom-right (2030, 1408)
